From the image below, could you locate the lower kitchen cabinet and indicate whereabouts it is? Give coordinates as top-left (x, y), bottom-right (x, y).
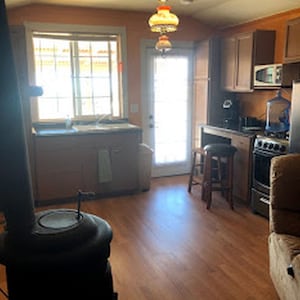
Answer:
top-left (230, 134), bottom-right (253, 203)
top-left (33, 131), bottom-right (141, 204)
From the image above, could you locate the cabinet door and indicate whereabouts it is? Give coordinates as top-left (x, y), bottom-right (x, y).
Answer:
top-left (110, 133), bottom-right (139, 192)
top-left (34, 136), bottom-right (83, 202)
top-left (94, 132), bottom-right (139, 194)
top-left (194, 39), bottom-right (223, 148)
top-left (193, 40), bottom-right (209, 148)
top-left (221, 37), bottom-right (236, 91)
top-left (235, 32), bottom-right (253, 91)
top-left (284, 17), bottom-right (300, 63)
top-left (231, 135), bottom-right (253, 203)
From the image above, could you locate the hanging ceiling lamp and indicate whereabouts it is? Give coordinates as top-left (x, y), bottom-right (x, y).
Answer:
top-left (155, 34), bottom-right (172, 54)
top-left (148, 0), bottom-right (179, 34)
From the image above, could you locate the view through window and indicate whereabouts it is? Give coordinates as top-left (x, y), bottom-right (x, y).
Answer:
top-left (32, 32), bottom-right (122, 120)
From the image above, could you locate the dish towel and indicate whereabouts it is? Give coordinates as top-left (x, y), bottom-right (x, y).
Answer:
top-left (98, 148), bottom-right (112, 183)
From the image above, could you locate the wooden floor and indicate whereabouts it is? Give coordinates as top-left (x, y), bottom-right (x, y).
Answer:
top-left (0, 175), bottom-right (279, 300)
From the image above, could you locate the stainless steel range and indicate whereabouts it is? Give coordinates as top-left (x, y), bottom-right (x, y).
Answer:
top-left (251, 135), bottom-right (289, 218)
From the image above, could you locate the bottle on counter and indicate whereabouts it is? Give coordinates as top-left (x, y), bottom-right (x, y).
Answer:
top-left (265, 90), bottom-right (290, 134)
top-left (65, 115), bottom-right (73, 129)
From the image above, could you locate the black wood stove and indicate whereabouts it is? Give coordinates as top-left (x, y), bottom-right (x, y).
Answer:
top-left (0, 1), bottom-right (117, 299)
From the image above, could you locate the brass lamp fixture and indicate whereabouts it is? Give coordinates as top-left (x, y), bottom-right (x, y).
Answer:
top-left (148, 0), bottom-right (179, 54)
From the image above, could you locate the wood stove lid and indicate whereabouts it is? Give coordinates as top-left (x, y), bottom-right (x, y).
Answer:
top-left (37, 209), bottom-right (82, 230)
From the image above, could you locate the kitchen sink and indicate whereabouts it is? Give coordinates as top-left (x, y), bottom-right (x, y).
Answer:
top-left (33, 122), bottom-right (139, 136)
top-left (35, 127), bottom-right (78, 136)
top-left (73, 123), bottom-right (138, 132)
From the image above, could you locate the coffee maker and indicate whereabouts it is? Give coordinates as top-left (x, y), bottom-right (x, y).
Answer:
top-left (222, 95), bottom-right (239, 129)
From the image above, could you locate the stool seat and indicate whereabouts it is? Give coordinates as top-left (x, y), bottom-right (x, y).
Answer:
top-left (204, 143), bottom-right (237, 156)
top-left (188, 143), bottom-right (237, 209)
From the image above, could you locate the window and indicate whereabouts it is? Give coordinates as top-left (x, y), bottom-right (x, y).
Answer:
top-left (31, 30), bottom-right (125, 121)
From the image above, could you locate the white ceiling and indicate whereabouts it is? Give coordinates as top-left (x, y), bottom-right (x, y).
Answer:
top-left (5, 0), bottom-right (300, 29)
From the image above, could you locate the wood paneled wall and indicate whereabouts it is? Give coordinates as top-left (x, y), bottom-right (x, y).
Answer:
top-left (7, 4), bottom-right (216, 126)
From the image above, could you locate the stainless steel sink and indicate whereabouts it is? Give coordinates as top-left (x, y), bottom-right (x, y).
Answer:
top-left (35, 127), bottom-right (78, 136)
top-left (73, 123), bottom-right (137, 132)
top-left (34, 123), bottom-right (139, 135)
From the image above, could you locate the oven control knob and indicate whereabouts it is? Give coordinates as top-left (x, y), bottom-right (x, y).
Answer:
top-left (274, 144), bottom-right (280, 151)
top-left (263, 142), bottom-right (268, 148)
top-left (257, 140), bottom-right (263, 148)
top-left (268, 143), bottom-right (274, 150)
top-left (280, 145), bottom-right (286, 152)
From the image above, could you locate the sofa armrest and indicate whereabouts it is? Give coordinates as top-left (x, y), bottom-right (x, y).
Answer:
top-left (270, 154), bottom-right (300, 236)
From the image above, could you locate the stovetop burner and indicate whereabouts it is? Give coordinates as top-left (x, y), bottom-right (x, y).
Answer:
top-left (264, 130), bottom-right (289, 140)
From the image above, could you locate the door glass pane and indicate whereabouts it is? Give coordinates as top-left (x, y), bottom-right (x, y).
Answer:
top-left (153, 56), bottom-right (189, 165)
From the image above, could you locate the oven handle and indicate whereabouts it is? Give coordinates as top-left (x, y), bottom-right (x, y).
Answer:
top-left (253, 150), bottom-right (273, 157)
top-left (259, 197), bottom-right (270, 205)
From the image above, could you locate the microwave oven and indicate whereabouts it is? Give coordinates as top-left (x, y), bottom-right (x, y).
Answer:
top-left (254, 63), bottom-right (300, 88)
top-left (253, 64), bottom-right (282, 88)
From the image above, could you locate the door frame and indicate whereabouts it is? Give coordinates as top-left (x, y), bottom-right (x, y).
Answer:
top-left (140, 39), bottom-right (195, 177)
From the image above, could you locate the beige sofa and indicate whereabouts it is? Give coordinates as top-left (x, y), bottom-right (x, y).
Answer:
top-left (269, 153), bottom-right (300, 300)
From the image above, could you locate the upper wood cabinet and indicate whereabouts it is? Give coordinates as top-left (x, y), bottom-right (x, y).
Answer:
top-left (193, 38), bottom-right (223, 148)
top-left (284, 17), bottom-right (300, 63)
top-left (221, 30), bottom-right (275, 92)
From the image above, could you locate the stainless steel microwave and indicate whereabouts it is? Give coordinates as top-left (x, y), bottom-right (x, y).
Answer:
top-left (254, 63), bottom-right (300, 89)
top-left (253, 64), bottom-right (282, 88)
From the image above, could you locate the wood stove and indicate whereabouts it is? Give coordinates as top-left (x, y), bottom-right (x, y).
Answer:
top-left (0, 1), bottom-right (117, 298)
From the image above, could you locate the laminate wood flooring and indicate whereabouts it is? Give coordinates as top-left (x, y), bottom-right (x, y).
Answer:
top-left (0, 175), bottom-right (279, 299)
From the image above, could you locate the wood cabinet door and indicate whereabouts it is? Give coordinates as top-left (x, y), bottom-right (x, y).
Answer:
top-left (193, 40), bottom-right (209, 148)
top-left (34, 136), bottom-right (83, 202)
top-left (194, 38), bottom-right (223, 148)
top-left (93, 132), bottom-right (139, 194)
top-left (221, 37), bottom-right (236, 91)
top-left (235, 32), bottom-right (253, 91)
top-left (284, 17), bottom-right (300, 63)
top-left (231, 134), bottom-right (253, 203)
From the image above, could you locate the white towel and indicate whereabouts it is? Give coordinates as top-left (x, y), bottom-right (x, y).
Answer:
top-left (98, 149), bottom-right (112, 183)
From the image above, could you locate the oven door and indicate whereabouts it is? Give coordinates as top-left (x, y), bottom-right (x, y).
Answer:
top-left (252, 150), bottom-right (272, 195)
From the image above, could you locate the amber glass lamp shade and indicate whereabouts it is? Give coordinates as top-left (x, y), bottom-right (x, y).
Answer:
top-left (148, 5), bottom-right (179, 33)
top-left (155, 35), bottom-right (172, 53)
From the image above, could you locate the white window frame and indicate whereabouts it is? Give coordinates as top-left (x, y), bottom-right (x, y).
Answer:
top-left (25, 22), bottom-right (128, 123)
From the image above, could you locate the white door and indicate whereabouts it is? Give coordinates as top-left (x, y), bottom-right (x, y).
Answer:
top-left (143, 47), bottom-right (193, 177)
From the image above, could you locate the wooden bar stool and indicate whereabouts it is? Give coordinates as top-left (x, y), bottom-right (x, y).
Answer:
top-left (188, 147), bottom-right (207, 199)
top-left (188, 143), bottom-right (237, 209)
top-left (188, 146), bottom-right (223, 196)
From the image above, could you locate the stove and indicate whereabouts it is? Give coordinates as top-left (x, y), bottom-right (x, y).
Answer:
top-left (251, 135), bottom-right (289, 218)
top-left (253, 135), bottom-right (289, 156)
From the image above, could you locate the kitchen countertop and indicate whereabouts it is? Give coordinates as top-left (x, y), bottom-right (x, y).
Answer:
top-left (200, 123), bottom-right (264, 138)
top-left (33, 122), bottom-right (142, 136)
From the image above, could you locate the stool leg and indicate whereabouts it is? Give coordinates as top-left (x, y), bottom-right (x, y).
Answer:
top-left (188, 151), bottom-right (197, 193)
top-left (204, 153), bottom-right (212, 209)
top-left (227, 156), bottom-right (234, 209)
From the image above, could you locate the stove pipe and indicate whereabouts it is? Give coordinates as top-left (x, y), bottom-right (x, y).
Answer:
top-left (0, 0), bottom-right (35, 239)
